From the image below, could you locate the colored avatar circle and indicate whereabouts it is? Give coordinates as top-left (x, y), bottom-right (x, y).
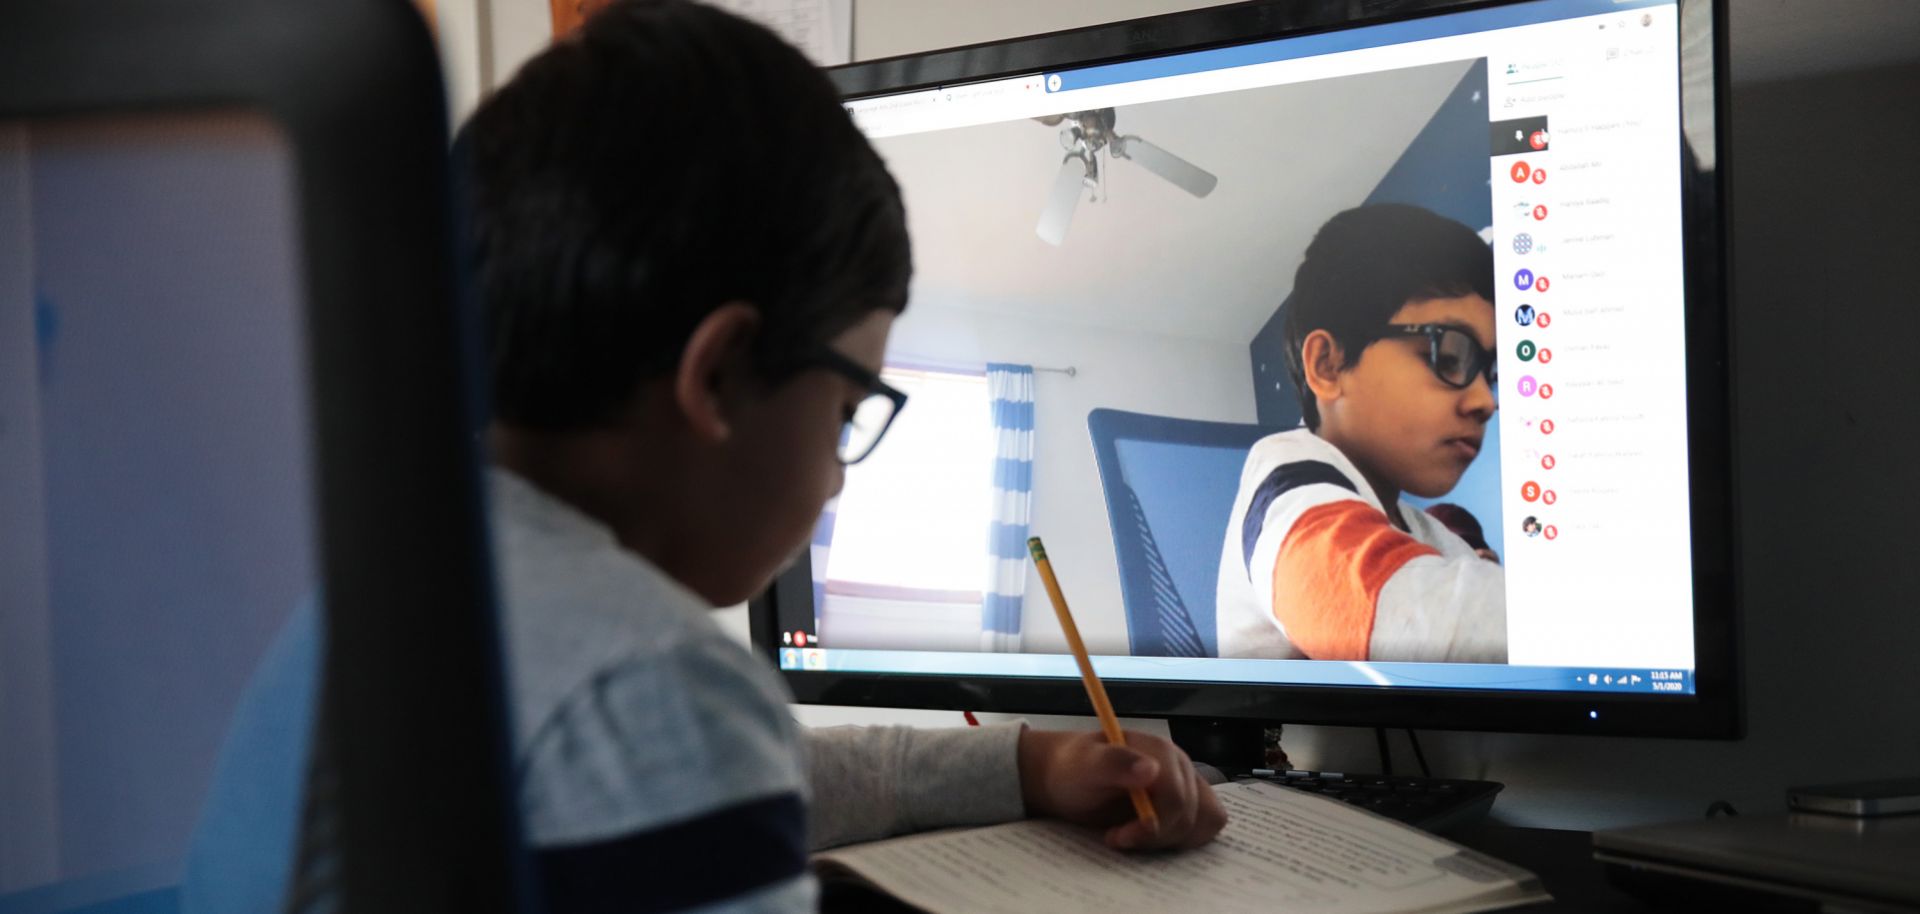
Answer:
top-left (1516, 340), bottom-right (1537, 361)
top-left (1511, 161), bottom-right (1532, 183)
top-left (1516, 375), bottom-right (1538, 397)
top-left (1521, 481), bottom-right (1541, 502)
top-left (1514, 268), bottom-right (1535, 290)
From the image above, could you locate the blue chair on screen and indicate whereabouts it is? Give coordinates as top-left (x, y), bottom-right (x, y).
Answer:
top-left (1086, 409), bottom-right (1280, 658)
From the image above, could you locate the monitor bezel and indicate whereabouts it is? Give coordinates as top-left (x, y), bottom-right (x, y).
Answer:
top-left (753, 0), bottom-right (1739, 739)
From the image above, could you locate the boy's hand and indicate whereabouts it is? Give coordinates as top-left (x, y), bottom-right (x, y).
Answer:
top-left (1016, 727), bottom-right (1227, 852)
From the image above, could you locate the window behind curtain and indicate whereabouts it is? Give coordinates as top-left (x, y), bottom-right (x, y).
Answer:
top-left (819, 367), bottom-right (993, 650)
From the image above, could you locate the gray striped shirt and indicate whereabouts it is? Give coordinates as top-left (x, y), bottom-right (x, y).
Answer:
top-left (490, 468), bottom-right (1027, 912)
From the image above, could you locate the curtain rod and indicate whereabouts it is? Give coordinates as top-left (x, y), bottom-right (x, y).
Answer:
top-left (886, 355), bottom-right (1077, 378)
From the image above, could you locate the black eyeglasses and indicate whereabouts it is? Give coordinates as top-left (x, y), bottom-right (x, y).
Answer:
top-left (802, 349), bottom-right (909, 464)
top-left (1381, 323), bottom-right (1497, 390)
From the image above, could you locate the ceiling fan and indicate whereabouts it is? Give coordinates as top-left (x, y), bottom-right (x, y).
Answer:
top-left (1034, 107), bottom-right (1219, 246)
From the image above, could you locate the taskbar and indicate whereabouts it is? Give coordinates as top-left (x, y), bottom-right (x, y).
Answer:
top-left (776, 647), bottom-right (1695, 696)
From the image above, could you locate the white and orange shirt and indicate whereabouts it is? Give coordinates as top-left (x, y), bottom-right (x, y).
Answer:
top-left (1215, 429), bottom-right (1507, 663)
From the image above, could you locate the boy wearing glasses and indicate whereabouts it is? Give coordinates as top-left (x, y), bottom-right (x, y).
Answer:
top-left (1215, 204), bottom-right (1508, 663)
top-left (184, 4), bottom-right (1223, 913)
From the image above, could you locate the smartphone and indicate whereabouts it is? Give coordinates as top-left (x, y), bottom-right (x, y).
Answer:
top-left (1787, 778), bottom-right (1920, 817)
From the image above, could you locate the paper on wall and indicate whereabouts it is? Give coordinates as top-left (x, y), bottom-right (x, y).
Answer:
top-left (706, 0), bottom-right (853, 66)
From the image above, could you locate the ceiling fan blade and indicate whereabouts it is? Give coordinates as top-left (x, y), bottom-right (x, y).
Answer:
top-left (1116, 135), bottom-right (1217, 198)
top-left (1036, 154), bottom-right (1088, 246)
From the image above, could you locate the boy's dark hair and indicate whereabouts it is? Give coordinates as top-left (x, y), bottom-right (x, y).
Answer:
top-left (1282, 203), bottom-right (1493, 430)
top-left (460, 0), bottom-right (911, 430)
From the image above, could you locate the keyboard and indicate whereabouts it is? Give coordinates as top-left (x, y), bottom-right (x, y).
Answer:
top-left (1242, 768), bottom-right (1504, 834)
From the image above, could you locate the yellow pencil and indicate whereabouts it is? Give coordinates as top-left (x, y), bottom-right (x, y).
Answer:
top-left (1026, 536), bottom-right (1159, 832)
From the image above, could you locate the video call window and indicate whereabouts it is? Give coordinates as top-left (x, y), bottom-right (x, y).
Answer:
top-left (783, 0), bottom-right (1700, 696)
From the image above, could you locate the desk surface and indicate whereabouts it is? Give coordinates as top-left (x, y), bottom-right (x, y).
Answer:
top-left (823, 824), bottom-right (1664, 913)
top-left (1447, 825), bottom-right (1652, 913)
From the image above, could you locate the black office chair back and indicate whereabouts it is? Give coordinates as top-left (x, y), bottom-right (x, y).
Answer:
top-left (0, 2), bottom-right (527, 911)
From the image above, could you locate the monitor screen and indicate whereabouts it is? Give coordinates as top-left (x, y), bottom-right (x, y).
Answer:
top-left (761, 0), bottom-right (1732, 734)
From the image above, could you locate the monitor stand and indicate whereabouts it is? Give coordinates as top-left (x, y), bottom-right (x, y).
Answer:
top-left (1167, 718), bottom-right (1270, 774)
top-left (1169, 718), bottom-right (1507, 833)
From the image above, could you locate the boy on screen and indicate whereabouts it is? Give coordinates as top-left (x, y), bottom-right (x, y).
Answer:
top-left (1216, 204), bottom-right (1507, 663)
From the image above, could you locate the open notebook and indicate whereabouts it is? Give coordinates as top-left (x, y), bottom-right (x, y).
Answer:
top-left (816, 780), bottom-right (1548, 914)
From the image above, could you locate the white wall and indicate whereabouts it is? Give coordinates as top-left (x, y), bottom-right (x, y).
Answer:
top-left (474, 0), bottom-right (856, 112)
top-left (885, 302), bottom-right (1257, 655)
top-left (487, 0), bottom-right (554, 91)
top-left (433, 0), bottom-right (488, 126)
top-left (449, 0), bottom-right (1232, 73)
top-left (854, 0), bottom-right (1223, 61)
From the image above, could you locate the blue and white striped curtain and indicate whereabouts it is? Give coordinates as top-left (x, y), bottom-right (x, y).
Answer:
top-left (982, 363), bottom-right (1035, 652)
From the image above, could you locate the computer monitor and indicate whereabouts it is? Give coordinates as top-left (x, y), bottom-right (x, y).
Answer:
top-left (750, 0), bottom-right (1736, 755)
